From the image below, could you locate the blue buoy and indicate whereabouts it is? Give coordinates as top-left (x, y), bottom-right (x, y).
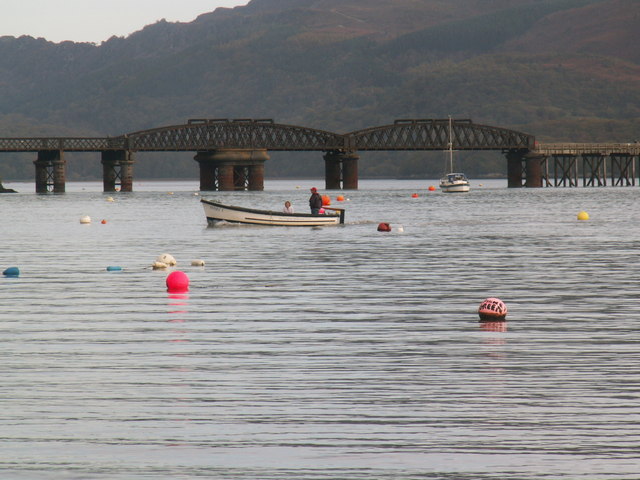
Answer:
top-left (3, 267), bottom-right (20, 277)
top-left (106, 266), bottom-right (122, 272)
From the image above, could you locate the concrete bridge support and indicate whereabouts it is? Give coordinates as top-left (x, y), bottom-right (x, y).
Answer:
top-left (194, 149), bottom-right (269, 191)
top-left (34, 150), bottom-right (66, 193)
top-left (101, 150), bottom-right (135, 192)
top-left (505, 150), bottom-right (526, 187)
top-left (323, 151), bottom-right (359, 190)
top-left (525, 152), bottom-right (546, 188)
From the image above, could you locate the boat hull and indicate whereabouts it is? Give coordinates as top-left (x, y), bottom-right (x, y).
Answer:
top-left (440, 173), bottom-right (470, 193)
top-left (440, 183), bottom-right (470, 193)
top-left (201, 199), bottom-right (344, 227)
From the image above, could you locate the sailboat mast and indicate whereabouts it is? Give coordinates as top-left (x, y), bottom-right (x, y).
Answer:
top-left (448, 115), bottom-right (453, 171)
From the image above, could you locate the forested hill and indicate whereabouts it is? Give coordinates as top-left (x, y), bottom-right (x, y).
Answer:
top-left (0, 0), bottom-right (638, 180)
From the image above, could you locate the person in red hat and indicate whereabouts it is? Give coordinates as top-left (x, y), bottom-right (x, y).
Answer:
top-left (309, 187), bottom-right (322, 215)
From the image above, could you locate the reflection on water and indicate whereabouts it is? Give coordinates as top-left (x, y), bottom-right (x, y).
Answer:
top-left (0, 180), bottom-right (639, 479)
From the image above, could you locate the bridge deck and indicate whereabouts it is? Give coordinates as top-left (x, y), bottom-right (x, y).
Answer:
top-left (535, 143), bottom-right (640, 156)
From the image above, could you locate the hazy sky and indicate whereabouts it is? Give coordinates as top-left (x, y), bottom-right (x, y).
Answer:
top-left (1, 0), bottom-right (250, 44)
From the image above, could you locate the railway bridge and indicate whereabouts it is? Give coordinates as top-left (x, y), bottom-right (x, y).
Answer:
top-left (0, 118), bottom-right (637, 192)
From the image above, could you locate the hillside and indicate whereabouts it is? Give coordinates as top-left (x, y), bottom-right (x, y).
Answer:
top-left (0, 0), bottom-right (638, 181)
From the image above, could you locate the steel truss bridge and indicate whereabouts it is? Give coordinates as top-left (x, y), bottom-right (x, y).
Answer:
top-left (0, 118), bottom-right (534, 152)
top-left (0, 118), bottom-right (637, 192)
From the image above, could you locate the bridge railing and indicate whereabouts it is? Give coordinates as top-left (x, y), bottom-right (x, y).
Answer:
top-left (0, 137), bottom-right (126, 152)
top-left (535, 142), bottom-right (640, 155)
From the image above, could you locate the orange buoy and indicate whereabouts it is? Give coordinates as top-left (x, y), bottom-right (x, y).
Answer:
top-left (322, 195), bottom-right (331, 206)
top-left (428, 185), bottom-right (436, 191)
top-left (101, 219), bottom-right (107, 224)
top-left (377, 222), bottom-right (392, 232)
top-left (478, 298), bottom-right (508, 321)
top-left (411, 193), bottom-right (419, 198)
top-left (337, 195), bottom-right (345, 202)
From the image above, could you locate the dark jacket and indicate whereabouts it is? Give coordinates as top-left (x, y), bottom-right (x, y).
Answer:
top-left (309, 192), bottom-right (323, 209)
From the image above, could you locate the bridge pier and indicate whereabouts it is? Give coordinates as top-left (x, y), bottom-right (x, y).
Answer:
top-left (101, 150), bottom-right (135, 192)
top-left (505, 150), bottom-right (526, 187)
top-left (34, 150), bottom-right (66, 193)
top-left (504, 150), bottom-right (547, 188)
top-left (324, 151), bottom-right (359, 190)
top-left (524, 152), bottom-right (545, 188)
top-left (582, 154), bottom-right (607, 186)
top-left (194, 149), bottom-right (268, 191)
top-left (611, 153), bottom-right (635, 186)
top-left (551, 154), bottom-right (578, 187)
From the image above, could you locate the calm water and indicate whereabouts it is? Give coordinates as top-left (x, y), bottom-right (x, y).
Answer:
top-left (0, 179), bottom-right (639, 479)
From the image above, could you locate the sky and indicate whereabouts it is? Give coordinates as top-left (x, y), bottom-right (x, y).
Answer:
top-left (1, 0), bottom-right (250, 44)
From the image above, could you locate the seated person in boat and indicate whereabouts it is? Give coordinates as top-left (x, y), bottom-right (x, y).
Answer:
top-left (283, 201), bottom-right (294, 213)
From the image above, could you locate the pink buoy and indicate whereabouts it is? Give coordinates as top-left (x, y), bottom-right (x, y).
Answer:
top-left (166, 271), bottom-right (189, 293)
top-left (478, 297), bottom-right (507, 321)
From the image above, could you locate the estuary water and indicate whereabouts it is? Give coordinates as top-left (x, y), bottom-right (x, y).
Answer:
top-left (0, 179), bottom-right (639, 479)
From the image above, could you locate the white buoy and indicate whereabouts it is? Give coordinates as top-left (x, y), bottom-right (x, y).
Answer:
top-left (106, 196), bottom-right (114, 202)
top-left (152, 261), bottom-right (168, 270)
top-left (191, 259), bottom-right (205, 267)
top-left (80, 215), bottom-right (91, 224)
top-left (156, 253), bottom-right (177, 266)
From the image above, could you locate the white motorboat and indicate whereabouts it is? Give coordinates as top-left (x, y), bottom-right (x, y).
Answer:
top-left (201, 199), bottom-right (345, 227)
top-left (439, 172), bottom-right (471, 193)
top-left (440, 116), bottom-right (470, 193)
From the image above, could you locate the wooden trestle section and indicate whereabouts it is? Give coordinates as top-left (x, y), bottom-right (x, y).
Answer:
top-left (507, 144), bottom-right (640, 187)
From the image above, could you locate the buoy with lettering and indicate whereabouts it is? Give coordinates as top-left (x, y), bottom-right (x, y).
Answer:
top-left (322, 195), bottom-right (331, 206)
top-left (377, 222), bottom-right (392, 232)
top-left (478, 298), bottom-right (508, 321)
top-left (411, 193), bottom-right (419, 198)
top-left (428, 185), bottom-right (436, 191)
top-left (166, 271), bottom-right (189, 293)
top-left (3, 267), bottom-right (20, 277)
top-left (337, 195), bottom-right (345, 202)
top-left (80, 215), bottom-right (91, 224)
top-left (577, 211), bottom-right (589, 221)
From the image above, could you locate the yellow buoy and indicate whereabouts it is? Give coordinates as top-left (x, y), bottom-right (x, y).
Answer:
top-left (577, 211), bottom-right (589, 221)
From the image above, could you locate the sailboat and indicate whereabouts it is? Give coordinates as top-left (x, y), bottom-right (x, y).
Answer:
top-left (439, 116), bottom-right (470, 193)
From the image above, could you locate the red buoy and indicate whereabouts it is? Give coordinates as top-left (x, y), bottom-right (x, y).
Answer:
top-left (166, 271), bottom-right (190, 293)
top-left (478, 298), bottom-right (507, 321)
top-left (377, 222), bottom-right (392, 232)
top-left (411, 193), bottom-right (419, 198)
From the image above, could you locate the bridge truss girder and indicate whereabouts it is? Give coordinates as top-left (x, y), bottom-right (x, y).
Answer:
top-left (348, 119), bottom-right (534, 151)
top-left (128, 119), bottom-right (347, 152)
